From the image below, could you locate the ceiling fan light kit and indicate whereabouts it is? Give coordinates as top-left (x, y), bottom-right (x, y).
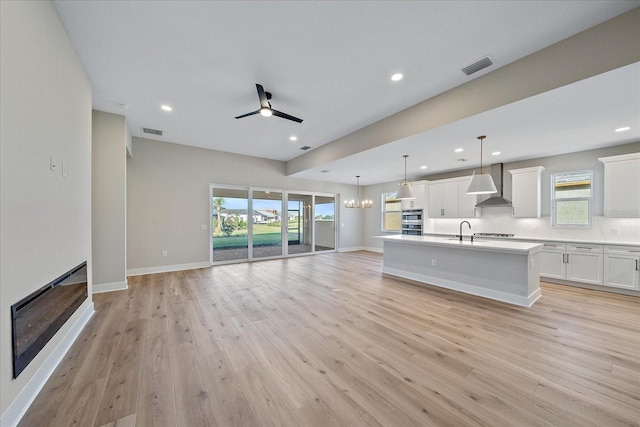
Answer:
top-left (467, 135), bottom-right (498, 195)
top-left (235, 83), bottom-right (303, 123)
top-left (396, 154), bottom-right (415, 200)
top-left (344, 176), bottom-right (372, 209)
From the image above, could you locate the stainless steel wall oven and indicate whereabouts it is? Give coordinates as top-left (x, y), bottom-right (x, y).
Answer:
top-left (401, 209), bottom-right (423, 235)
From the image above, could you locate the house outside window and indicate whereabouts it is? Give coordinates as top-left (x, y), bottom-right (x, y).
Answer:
top-left (551, 170), bottom-right (592, 228)
top-left (381, 192), bottom-right (401, 232)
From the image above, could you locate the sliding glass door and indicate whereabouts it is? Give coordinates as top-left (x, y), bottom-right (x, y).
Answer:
top-left (252, 190), bottom-right (284, 259)
top-left (211, 185), bottom-right (336, 264)
top-left (314, 195), bottom-right (336, 251)
top-left (287, 193), bottom-right (313, 255)
top-left (211, 187), bottom-right (249, 263)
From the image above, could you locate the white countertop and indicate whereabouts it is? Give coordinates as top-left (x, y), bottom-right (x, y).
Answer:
top-left (375, 234), bottom-right (542, 255)
top-left (422, 232), bottom-right (640, 247)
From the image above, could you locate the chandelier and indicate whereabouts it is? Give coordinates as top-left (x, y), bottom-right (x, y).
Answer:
top-left (344, 176), bottom-right (372, 208)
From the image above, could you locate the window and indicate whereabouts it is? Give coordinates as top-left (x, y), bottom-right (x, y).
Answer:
top-left (551, 170), bottom-right (592, 228)
top-left (381, 192), bottom-right (401, 232)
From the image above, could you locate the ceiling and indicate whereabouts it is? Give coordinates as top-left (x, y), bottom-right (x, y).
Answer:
top-left (52, 1), bottom-right (639, 185)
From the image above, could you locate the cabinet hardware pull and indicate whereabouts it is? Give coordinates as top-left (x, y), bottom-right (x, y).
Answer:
top-left (566, 254), bottom-right (569, 263)
top-left (562, 253), bottom-right (565, 263)
top-left (636, 260), bottom-right (639, 271)
top-left (575, 246), bottom-right (592, 250)
top-left (512, 207), bottom-right (515, 215)
top-left (544, 244), bottom-right (558, 247)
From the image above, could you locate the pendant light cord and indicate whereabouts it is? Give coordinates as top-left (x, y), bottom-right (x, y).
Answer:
top-left (403, 154), bottom-right (409, 185)
top-left (478, 135), bottom-right (486, 174)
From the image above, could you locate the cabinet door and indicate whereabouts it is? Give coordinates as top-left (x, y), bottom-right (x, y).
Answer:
top-left (457, 178), bottom-right (478, 218)
top-left (566, 252), bottom-right (603, 285)
top-left (401, 182), bottom-right (425, 210)
top-left (511, 171), bottom-right (540, 218)
top-left (441, 181), bottom-right (459, 218)
top-left (539, 242), bottom-right (566, 279)
top-left (429, 183), bottom-right (443, 217)
top-left (604, 254), bottom-right (639, 290)
top-left (539, 249), bottom-right (565, 279)
top-left (602, 157), bottom-right (640, 217)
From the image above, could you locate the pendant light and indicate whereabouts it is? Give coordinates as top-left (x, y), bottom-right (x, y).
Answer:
top-left (467, 135), bottom-right (497, 194)
top-left (344, 176), bottom-right (372, 208)
top-left (396, 155), bottom-right (415, 200)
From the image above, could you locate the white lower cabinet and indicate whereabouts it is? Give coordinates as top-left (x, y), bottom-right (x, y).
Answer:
top-left (565, 244), bottom-right (603, 285)
top-left (539, 242), bottom-right (603, 285)
top-left (539, 243), bottom-right (566, 280)
top-left (604, 246), bottom-right (640, 290)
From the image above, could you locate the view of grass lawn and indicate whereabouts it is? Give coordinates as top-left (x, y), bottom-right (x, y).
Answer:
top-left (213, 223), bottom-right (298, 249)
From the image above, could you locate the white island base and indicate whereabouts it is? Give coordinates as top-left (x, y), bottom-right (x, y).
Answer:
top-left (376, 235), bottom-right (542, 307)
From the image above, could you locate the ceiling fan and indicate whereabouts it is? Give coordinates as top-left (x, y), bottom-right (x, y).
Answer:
top-left (235, 84), bottom-right (303, 123)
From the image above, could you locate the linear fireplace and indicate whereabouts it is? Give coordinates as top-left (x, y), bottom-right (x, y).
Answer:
top-left (11, 261), bottom-right (88, 378)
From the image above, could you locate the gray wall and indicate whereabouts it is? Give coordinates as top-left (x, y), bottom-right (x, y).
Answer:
top-left (0, 0), bottom-right (92, 416)
top-left (362, 142), bottom-right (640, 250)
top-left (127, 137), bottom-right (364, 271)
top-left (92, 111), bottom-right (129, 290)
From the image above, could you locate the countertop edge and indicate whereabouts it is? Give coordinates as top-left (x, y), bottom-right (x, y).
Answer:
top-left (375, 235), bottom-right (542, 255)
top-left (421, 232), bottom-right (639, 247)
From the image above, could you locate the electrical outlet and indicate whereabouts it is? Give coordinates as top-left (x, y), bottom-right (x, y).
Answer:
top-left (612, 228), bottom-right (620, 236)
top-left (50, 156), bottom-right (56, 171)
top-left (431, 259), bottom-right (437, 266)
top-left (162, 250), bottom-right (167, 257)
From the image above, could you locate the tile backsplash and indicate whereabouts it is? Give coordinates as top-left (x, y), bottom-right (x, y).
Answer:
top-left (425, 206), bottom-right (639, 244)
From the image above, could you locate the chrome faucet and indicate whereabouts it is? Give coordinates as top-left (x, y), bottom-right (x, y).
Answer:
top-left (459, 221), bottom-right (471, 242)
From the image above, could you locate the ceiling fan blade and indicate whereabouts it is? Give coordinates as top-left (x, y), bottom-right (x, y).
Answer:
top-left (235, 109), bottom-right (260, 119)
top-left (256, 84), bottom-right (270, 109)
top-left (272, 109), bottom-right (303, 123)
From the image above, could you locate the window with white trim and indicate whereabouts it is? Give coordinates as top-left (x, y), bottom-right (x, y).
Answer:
top-left (381, 192), bottom-right (401, 232)
top-left (551, 170), bottom-right (592, 228)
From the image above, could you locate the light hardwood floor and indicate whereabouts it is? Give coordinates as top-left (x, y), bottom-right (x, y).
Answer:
top-left (19, 251), bottom-right (640, 426)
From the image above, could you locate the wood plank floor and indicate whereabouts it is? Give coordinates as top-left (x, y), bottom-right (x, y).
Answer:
top-left (19, 251), bottom-right (640, 426)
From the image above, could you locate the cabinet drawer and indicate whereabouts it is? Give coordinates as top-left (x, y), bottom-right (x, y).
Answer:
top-left (605, 245), bottom-right (640, 254)
top-left (538, 242), bottom-right (566, 252)
top-left (567, 244), bottom-right (603, 253)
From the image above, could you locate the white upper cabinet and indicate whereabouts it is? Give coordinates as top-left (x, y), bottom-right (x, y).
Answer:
top-left (598, 152), bottom-right (640, 218)
top-left (429, 177), bottom-right (478, 218)
top-left (457, 177), bottom-right (479, 218)
top-left (509, 166), bottom-right (544, 218)
top-left (401, 181), bottom-right (426, 210)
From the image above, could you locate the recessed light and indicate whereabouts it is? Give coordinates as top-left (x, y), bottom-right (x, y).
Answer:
top-left (454, 148), bottom-right (464, 153)
top-left (615, 126), bottom-right (631, 132)
top-left (420, 165), bottom-right (428, 170)
top-left (391, 73), bottom-right (403, 81)
top-left (492, 151), bottom-right (501, 156)
top-left (290, 135), bottom-right (298, 141)
top-left (161, 105), bottom-right (172, 112)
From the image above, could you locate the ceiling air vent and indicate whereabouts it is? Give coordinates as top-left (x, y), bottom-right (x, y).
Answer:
top-left (142, 127), bottom-right (163, 136)
top-left (300, 145), bottom-right (311, 151)
top-left (462, 56), bottom-right (493, 76)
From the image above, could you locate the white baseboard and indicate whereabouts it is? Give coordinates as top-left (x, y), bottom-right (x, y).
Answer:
top-left (92, 279), bottom-right (128, 294)
top-left (338, 246), bottom-right (365, 252)
top-left (363, 246), bottom-right (383, 253)
top-left (127, 261), bottom-right (211, 277)
top-left (1, 301), bottom-right (94, 427)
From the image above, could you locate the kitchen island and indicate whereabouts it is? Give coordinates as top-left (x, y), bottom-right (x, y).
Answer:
top-left (375, 235), bottom-right (543, 306)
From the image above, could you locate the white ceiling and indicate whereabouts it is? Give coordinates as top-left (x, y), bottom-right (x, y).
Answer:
top-left (52, 1), bottom-right (639, 185)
